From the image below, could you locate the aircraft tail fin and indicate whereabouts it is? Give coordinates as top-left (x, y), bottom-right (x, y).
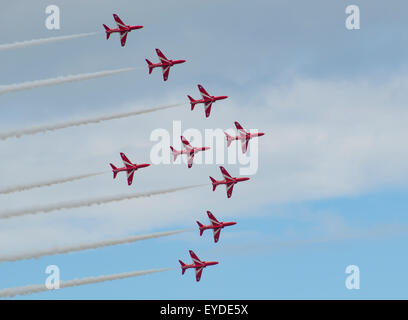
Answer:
top-left (224, 132), bottom-right (234, 147)
top-left (209, 176), bottom-right (217, 191)
top-left (103, 24), bottom-right (111, 39)
top-left (145, 59), bottom-right (154, 74)
top-left (196, 221), bottom-right (204, 236)
top-left (109, 163), bottom-right (118, 179)
top-left (187, 95), bottom-right (196, 110)
top-left (170, 146), bottom-right (180, 161)
top-left (179, 260), bottom-right (186, 275)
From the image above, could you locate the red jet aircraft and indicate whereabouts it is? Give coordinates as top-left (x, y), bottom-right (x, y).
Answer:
top-left (103, 14), bottom-right (143, 47)
top-left (179, 250), bottom-right (218, 282)
top-left (225, 121), bottom-right (265, 153)
top-left (209, 166), bottom-right (250, 198)
top-left (188, 85), bottom-right (228, 118)
top-left (197, 211), bottom-right (237, 243)
top-left (109, 153), bottom-right (150, 186)
top-left (146, 49), bottom-right (186, 81)
top-left (170, 136), bottom-right (210, 168)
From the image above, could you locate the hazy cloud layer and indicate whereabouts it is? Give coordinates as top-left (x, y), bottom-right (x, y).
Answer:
top-left (1, 73), bottom-right (407, 253)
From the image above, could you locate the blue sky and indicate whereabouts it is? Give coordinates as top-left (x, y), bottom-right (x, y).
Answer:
top-left (1, 0), bottom-right (408, 299)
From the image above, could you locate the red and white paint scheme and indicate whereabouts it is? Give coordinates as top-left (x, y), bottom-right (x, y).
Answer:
top-left (197, 211), bottom-right (237, 243)
top-left (179, 250), bottom-right (219, 282)
top-left (145, 49), bottom-right (186, 81)
top-left (209, 166), bottom-right (250, 198)
top-left (170, 136), bottom-right (210, 168)
top-left (187, 84), bottom-right (228, 118)
top-left (103, 14), bottom-right (143, 47)
top-left (225, 121), bottom-right (265, 153)
top-left (109, 153), bottom-right (150, 186)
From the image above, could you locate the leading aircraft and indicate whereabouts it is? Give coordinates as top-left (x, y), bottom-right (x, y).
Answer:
top-left (103, 14), bottom-right (143, 47)
top-left (170, 136), bottom-right (210, 168)
top-left (209, 166), bottom-right (249, 198)
top-left (225, 121), bottom-right (265, 153)
top-left (188, 85), bottom-right (228, 118)
top-left (109, 153), bottom-right (150, 186)
top-left (179, 250), bottom-right (218, 282)
top-left (146, 49), bottom-right (186, 81)
top-left (197, 211), bottom-right (237, 243)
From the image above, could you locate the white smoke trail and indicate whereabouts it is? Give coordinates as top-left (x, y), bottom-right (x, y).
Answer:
top-left (0, 103), bottom-right (183, 141)
top-left (0, 67), bottom-right (135, 95)
top-left (0, 184), bottom-right (205, 220)
top-left (0, 229), bottom-right (187, 263)
top-left (0, 32), bottom-right (98, 51)
top-left (0, 171), bottom-right (105, 195)
top-left (0, 268), bottom-right (171, 298)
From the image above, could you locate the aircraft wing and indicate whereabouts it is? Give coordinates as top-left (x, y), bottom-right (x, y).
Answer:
top-left (189, 250), bottom-right (202, 264)
top-left (226, 183), bottom-right (234, 198)
top-left (127, 169), bottom-right (135, 186)
top-left (207, 211), bottom-right (220, 225)
top-left (241, 138), bottom-right (250, 153)
top-left (195, 266), bottom-right (204, 282)
top-left (181, 136), bottom-right (193, 151)
top-left (220, 166), bottom-right (234, 181)
top-left (235, 121), bottom-right (247, 136)
top-left (204, 101), bottom-right (213, 118)
top-left (156, 49), bottom-right (170, 64)
top-left (213, 228), bottom-right (221, 243)
top-left (162, 65), bottom-right (170, 81)
top-left (198, 85), bottom-right (211, 99)
top-left (187, 153), bottom-right (195, 168)
top-left (120, 31), bottom-right (129, 47)
top-left (120, 153), bottom-right (133, 168)
top-left (113, 14), bottom-right (127, 30)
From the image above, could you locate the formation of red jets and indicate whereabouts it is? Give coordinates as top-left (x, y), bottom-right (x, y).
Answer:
top-left (104, 14), bottom-right (265, 282)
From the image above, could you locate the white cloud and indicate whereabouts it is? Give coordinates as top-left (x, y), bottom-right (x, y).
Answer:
top-left (1, 73), bottom-right (408, 254)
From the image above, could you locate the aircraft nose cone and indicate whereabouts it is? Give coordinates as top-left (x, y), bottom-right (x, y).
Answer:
top-left (259, 132), bottom-right (265, 136)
